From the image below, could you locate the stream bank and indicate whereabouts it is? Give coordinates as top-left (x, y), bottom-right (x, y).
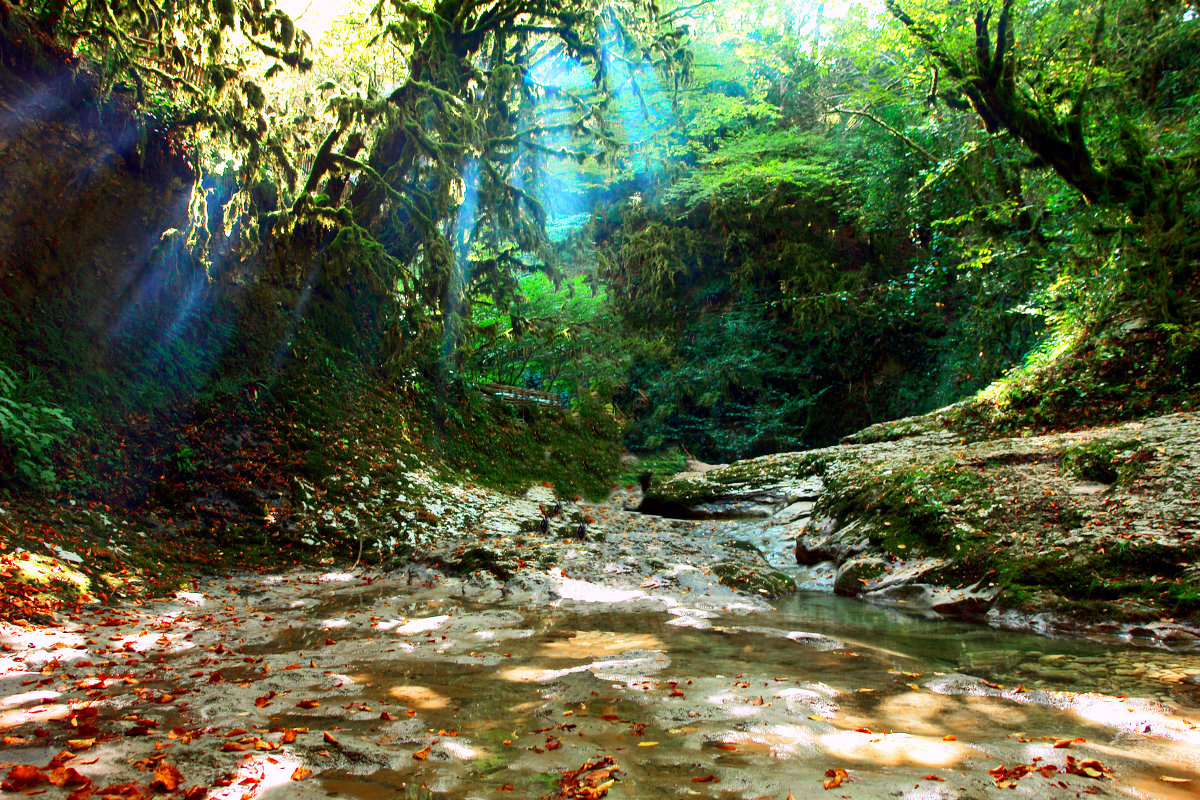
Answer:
top-left (643, 411), bottom-right (1200, 643)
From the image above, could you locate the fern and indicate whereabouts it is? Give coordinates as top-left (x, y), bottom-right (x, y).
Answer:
top-left (0, 365), bottom-right (74, 490)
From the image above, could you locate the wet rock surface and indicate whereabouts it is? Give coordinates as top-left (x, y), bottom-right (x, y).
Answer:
top-left (648, 411), bottom-right (1200, 635)
top-left (2, 479), bottom-right (1200, 800)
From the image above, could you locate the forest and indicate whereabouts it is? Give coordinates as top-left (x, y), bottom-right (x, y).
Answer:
top-left (1, 1), bottom-right (1200, 798)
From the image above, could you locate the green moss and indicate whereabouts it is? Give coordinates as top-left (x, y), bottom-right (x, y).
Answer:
top-left (646, 450), bottom-right (828, 505)
top-left (1059, 439), bottom-right (1152, 486)
top-left (613, 449), bottom-right (687, 489)
top-left (418, 389), bottom-right (622, 500)
top-left (712, 561), bottom-right (796, 597)
top-left (814, 457), bottom-right (984, 555)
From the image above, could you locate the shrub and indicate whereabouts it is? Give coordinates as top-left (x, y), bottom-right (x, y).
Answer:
top-left (0, 364), bottom-right (74, 490)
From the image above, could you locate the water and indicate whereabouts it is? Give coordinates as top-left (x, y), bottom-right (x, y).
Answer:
top-left (245, 578), bottom-right (1200, 800)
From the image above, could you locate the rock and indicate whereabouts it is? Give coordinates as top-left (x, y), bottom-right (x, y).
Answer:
top-left (833, 556), bottom-right (888, 596)
top-left (929, 582), bottom-right (1000, 618)
top-left (863, 583), bottom-right (935, 609)
top-left (794, 535), bottom-right (834, 566)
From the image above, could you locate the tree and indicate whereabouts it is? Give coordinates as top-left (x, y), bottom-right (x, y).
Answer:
top-left (885, 0), bottom-right (1200, 317)
top-left (277, 0), bottom-right (690, 376)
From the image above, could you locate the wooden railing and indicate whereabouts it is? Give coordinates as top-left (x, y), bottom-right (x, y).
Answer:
top-left (476, 382), bottom-right (567, 408)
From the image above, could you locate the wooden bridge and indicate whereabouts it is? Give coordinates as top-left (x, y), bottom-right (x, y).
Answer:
top-left (476, 382), bottom-right (567, 408)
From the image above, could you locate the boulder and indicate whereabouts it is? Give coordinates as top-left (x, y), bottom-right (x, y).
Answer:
top-left (833, 556), bottom-right (888, 596)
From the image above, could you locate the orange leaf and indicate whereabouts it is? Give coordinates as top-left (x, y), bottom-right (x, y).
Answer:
top-left (290, 767), bottom-right (312, 781)
top-left (297, 699), bottom-right (320, 709)
top-left (412, 745), bottom-right (432, 761)
top-left (823, 768), bottom-right (847, 790)
top-left (152, 762), bottom-right (183, 791)
top-left (323, 732), bottom-right (339, 745)
top-left (2, 765), bottom-right (43, 791)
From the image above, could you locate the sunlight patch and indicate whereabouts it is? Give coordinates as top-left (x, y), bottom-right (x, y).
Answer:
top-left (389, 685), bottom-right (450, 709)
top-left (207, 752), bottom-right (304, 800)
top-left (819, 730), bottom-right (969, 767)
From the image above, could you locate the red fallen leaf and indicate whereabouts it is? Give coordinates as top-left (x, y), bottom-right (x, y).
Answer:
top-left (254, 695), bottom-right (272, 708)
top-left (181, 786), bottom-right (206, 800)
top-left (324, 638), bottom-right (336, 646)
top-left (323, 732), bottom-right (339, 745)
top-left (668, 690), bottom-right (685, 697)
top-left (412, 745), bottom-right (432, 761)
top-left (282, 664), bottom-right (301, 671)
top-left (220, 742), bottom-right (246, 752)
top-left (226, 728), bottom-right (248, 737)
top-left (713, 743), bottom-right (737, 751)
top-left (47, 767), bottom-right (90, 788)
top-left (923, 775), bottom-right (945, 781)
top-left (66, 787), bottom-right (95, 800)
top-left (379, 711), bottom-right (394, 721)
top-left (95, 781), bottom-right (146, 800)
top-left (692, 775), bottom-right (718, 783)
top-left (297, 699), bottom-right (320, 709)
top-left (291, 767), bottom-right (312, 781)
top-left (854, 727), bottom-right (871, 733)
top-left (823, 767), bottom-right (848, 789)
top-left (152, 762), bottom-right (183, 791)
top-left (1053, 737), bottom-right (1085, 749)
top-left (4, 764), bottom-right (45, 791)
top-left (498, 784), bottom-right (514, 791)
top-left (280, 730), bottom-right (298, 744)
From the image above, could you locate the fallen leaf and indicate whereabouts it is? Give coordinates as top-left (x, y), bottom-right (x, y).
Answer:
top-left (2, 765), bottom-right (43, 791)
top-left (297, 699), bottom-right (320, 709)
top-left (152, 762), bottom-right (183, 792)
top-left (412, 745), bottom-right (432, 761)
top-left (323, 732), bottom-right (339, 745)
top-left (823, 767), bottom-right (848, 790)
top-left (290, 767), bottom-right (312, 781)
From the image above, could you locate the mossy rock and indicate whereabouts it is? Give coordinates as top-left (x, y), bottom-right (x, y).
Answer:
top-left (712, 562), bottom-right (795, 598)
top-left (439, 546), bottom-right (514, 580)
top-left (833, 556), bottom-right (888, 596)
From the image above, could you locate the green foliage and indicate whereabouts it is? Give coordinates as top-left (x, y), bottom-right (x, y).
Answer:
top-left (949, 317), bottom-right (1200, 435)
top-left (465, 272), bottom-right (629, 398)
top-left (419, 387), bottom-right (623, 501)
top-left (0, 364), bottom-right (74, 490)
